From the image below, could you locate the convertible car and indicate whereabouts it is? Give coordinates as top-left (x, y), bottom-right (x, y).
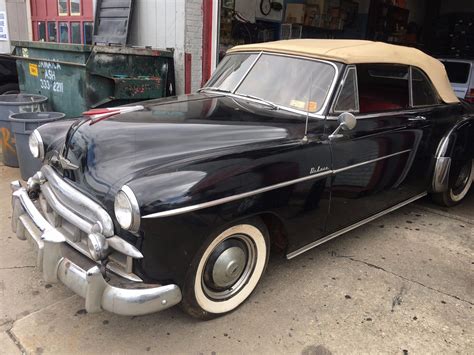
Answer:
top-left (10, 40), bottom-right (474, 319)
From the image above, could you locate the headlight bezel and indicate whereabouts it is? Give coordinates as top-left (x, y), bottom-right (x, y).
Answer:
top-left (114, 185), bottom-right (141, 233)
top-left (29, 129), bottom-right (45, 161)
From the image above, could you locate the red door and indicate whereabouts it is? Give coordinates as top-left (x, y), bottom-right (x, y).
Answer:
top-left (30, 0), bottom-right (94, 44)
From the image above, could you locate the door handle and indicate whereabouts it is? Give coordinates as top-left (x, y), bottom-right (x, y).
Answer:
top-left (408, 115), bottom-right (427, 121)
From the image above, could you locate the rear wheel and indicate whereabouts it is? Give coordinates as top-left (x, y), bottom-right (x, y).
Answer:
top-left (433, 159), bottom-right (473, 207)
top-left (181, 219), bottom-right (269, 319)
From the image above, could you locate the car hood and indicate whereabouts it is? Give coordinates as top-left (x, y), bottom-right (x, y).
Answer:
top-left (59, 93), bottom-right (305, 204)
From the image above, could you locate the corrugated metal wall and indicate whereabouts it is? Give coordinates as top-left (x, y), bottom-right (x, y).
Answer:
top-left (129, 0), bottom-right (186, 94)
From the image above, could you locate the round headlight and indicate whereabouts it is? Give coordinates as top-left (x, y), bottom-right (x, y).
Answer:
top-left (29, 129), bottom-right (44, 160)
top-left (114, 186), bottom-right (140, 233)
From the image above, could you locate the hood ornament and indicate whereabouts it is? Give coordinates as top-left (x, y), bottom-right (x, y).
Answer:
top-left (51, 153), bottom-right (79, 170)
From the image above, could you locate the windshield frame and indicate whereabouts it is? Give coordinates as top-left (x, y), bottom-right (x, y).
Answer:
top-left (201, 51), bottom-right (340, 118)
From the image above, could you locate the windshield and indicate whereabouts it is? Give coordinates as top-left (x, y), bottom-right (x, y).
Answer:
top-left (203, 53), bottom-right (336, 114)
top-left (205, 53), bottom-right (258, 92)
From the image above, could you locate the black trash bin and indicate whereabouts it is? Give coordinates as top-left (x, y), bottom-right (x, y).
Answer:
top-left (10, 112), bottom-right (64, 180)
top-left (0, 94), bottom-right (48, 167)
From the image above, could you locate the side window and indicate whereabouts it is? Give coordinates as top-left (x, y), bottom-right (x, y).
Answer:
top-left (411, 67), bottom-right (440, 106)
top-left (47, 22), bottom-right (57, 42)
top-left (333, 67), bottom-right (358, 113)
top-left (71, 22), bottom-right (81, 44)
top-left (59, 22), bottom-right (69, 43)
top-left (38, 22), bottom-right (47, 42)
top-left (357, 64), bottom-right (409, 113)
top-left (58, 0), bottom-right (68, 16)
top-left (84, 22), bottom-right (93, 45)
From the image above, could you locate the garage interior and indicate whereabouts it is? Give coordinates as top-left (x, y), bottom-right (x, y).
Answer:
top-left (216, 0), bottom-right (474, 62)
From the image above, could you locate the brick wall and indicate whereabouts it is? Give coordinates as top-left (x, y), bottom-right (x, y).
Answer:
top-left (185, 0), bottom-right (204, 93)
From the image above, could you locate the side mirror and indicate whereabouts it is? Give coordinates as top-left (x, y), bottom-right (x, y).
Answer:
top-left (329, 112), bottom-right (356, 140)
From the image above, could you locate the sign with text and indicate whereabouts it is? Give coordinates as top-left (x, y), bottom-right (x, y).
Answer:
top-left (0, 12), bottom-right (8, 41)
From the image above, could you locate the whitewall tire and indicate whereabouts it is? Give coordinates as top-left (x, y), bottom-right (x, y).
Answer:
top-left (434, 159), bottom-right (473, 207)
top-left (181, 219), bottom-right (269, 319)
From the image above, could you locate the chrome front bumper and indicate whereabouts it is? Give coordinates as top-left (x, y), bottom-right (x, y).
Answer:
top-left (11, 181), bottom-right (182, 316)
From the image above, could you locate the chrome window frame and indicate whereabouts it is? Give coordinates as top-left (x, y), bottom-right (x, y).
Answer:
top-left (202, 52), bottom-right (262, 92)
top-left (331, 65), bottom-right (360, 114)
top-left (231, 52), bottom-right (263, 94)
top-left (202, 51), bottom-right (340, 119)
top-left (328, 63), bottom-right (447, 120)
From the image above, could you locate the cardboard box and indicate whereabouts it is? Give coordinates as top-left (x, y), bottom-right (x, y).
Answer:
top-left (285, 4), bottom-right (306, 24)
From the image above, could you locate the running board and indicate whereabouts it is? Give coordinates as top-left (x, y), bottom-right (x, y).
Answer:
top-left (286, 192), bottom-right (428, 259)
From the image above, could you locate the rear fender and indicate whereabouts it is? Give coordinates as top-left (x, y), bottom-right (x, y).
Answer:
top-left (432, 118), bottom-right (474, 192)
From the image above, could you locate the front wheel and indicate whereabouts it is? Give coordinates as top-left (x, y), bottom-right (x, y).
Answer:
top-left (433, 159), bottom-right (473, 207)
top-left (181, 219), bottom-right (269, 319)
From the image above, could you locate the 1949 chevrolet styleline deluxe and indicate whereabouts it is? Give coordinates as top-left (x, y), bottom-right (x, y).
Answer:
top-left (10, 40), bottom-right (474, 319)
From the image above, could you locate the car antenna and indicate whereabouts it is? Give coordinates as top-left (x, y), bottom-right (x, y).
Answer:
top-left (302, 69), bottom-right (313, 143)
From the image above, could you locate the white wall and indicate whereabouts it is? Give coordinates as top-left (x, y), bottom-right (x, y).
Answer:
top-left (0, 0), bottom-right (30, 53)
top-left (0, 0), bottom-right (10, 53)
top-left (185, 0), bottom-right (203, 92)
top-left (129, 0), bottom-right (186, 94)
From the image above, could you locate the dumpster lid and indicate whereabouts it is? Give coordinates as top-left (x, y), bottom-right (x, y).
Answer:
top-left (93, 0), bottom-right (135, 46)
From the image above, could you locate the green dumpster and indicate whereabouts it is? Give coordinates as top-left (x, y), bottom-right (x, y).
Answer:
top-left (12, 41), bottom-right (176, 118)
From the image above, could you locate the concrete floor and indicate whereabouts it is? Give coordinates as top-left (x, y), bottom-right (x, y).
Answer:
top-left (0, 164), bottom-right (472, 355)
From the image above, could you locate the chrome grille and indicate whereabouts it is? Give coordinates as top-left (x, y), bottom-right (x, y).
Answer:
top-left (38, 165), bottom-right (141, 282)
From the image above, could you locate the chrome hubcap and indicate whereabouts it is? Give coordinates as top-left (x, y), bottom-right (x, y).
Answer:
top-left (202, 235), bottom-right (257, 300)
top-left (212, 246), bottom-right (246, 288)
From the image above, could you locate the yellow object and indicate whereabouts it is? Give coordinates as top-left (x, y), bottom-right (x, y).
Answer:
top-left (308, 101), bottom-right (318, 112)
top-left (29, 63), bottom-right (38, 77)
top-left (228, 39), bottom-right (459, 104)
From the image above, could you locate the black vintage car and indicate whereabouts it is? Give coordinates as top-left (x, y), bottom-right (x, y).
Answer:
top-left (10, 40), bottom-right (474, 319)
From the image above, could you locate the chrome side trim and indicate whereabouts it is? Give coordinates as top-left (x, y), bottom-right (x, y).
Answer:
top-left (333, 149), bottom-right (412, 174)
top-left (326, 105), bottom-right (446, 121)
top-left (143, 170), bottom-right (332, 219)
top-left (42, 165), bottom-right (114, 236)
top-left (144, 149), bottom-right (412, 219)
top-left (286, 192), bottom-right (428, 259)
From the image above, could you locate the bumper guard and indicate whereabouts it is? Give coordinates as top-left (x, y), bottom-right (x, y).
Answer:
top-left (11, 180), bottom-right (182, 316)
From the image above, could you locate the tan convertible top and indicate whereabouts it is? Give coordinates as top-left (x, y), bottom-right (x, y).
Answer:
top-left (228, 39), bottom-right (459, 104)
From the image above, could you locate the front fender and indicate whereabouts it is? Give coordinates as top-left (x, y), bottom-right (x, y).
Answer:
top-left (432, 117), bottom-right (474, 192)
top-left (36, 119), bottom-right (76, 159)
